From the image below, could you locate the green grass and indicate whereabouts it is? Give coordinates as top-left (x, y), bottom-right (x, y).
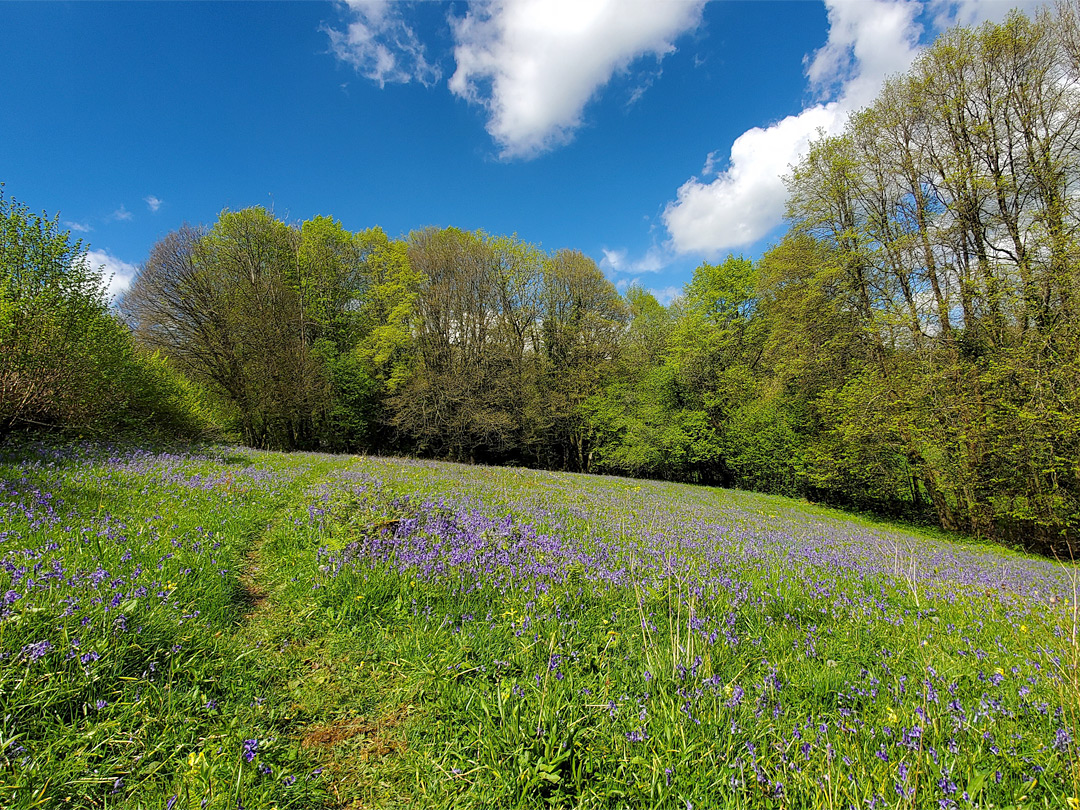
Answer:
top-left (1, 442), bottom-right (1077, 809)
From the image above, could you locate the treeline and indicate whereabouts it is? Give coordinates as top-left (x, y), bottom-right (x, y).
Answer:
top-left (6, 6), bottom-right (1080, 553)
top-left (0, 188), bottom-right (213, 439)
top-left (773, 5), bottom-right (1080, 552)
top-left (121, 211), bottom-right (627, 467)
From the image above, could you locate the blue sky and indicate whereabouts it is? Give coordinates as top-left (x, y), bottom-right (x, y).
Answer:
top-left (0, 0), bottom-right (1037, 304)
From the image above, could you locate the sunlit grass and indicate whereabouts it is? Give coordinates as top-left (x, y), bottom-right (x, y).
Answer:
top-left (1, 441), bottom-right (1077, 808)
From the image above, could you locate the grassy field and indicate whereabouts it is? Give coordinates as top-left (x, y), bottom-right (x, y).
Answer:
top-left (0, 441), bottom-right (1077, 809)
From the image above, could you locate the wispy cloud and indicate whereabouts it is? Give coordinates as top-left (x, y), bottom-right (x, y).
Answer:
top-left (325, 0), bottom-right (441, 88)
top-left (85, 249), bottom-right (139, 304)
top-left (600, 245), bottom-right (669, 275)
top-left (64, 220), bottom-right (93, 233)
top-left (144, 195), bottom-right (163, 213)
top-left (626, 64), bottom-right (663, 108)
top-left (110, 205), bottom-right (133, 222)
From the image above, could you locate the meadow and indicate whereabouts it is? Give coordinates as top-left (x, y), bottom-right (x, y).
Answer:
top-left (0, 441), bottom-right (1077, 809)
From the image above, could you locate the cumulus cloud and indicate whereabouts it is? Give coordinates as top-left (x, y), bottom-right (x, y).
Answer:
top-left (85, 249), bottom-right (139, 304)
top-left (144, 195), bottom-right (163, 213)
top-left (325, 0), bottom-right (441, 87)
top-left (449, 0), bottom-right (706, 159)
top-left (805, 0), bottom-right (923, 105)
top-left (663, 104), bottom-right (843, 255)
top-left (326, 0), bottom-right (705, 158)
top-left (663, 0), bottom-right (926, 256)
top-left (64, 220), bottom-right (92, 233)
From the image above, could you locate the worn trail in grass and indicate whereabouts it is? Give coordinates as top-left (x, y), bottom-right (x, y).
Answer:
top-left (1, 443), bottom-right (1078, 809)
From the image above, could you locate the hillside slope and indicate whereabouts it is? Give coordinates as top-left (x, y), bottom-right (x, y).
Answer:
top-left (1, 442), bottom-right (1077, 808)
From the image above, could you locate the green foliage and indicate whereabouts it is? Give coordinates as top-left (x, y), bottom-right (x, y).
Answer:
top-left (721, 395), bottom-right (802, 496)
top-left (586, 373), bottom-right (726, 484)
top-left (773, 6), bottom-right (1080, 549)
top-left (1, 187), bottom-right (106, 432)
top-left (389, 231), bottom-right (625, 468)
top-left (683, 255), bottom-right (756, 324)
top-left (351, 229), bottom-right (418, 392)
top-left (588, 256), bottom-right (766, 488)
top-left (312, 339), bottom-right (380, 451)
top-left (124, 209), bottom-right (418, 452)
top-left (0, 188), bottom-right (211, 439)
top-left (801, 368), bottom-right (919, 513)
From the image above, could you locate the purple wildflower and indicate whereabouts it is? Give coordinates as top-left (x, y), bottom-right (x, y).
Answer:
top-left (21, 640), bottom-right (52, 662)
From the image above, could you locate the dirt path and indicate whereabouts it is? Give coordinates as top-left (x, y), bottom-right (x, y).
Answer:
top-left (237, 533), bottom-right (270, 620)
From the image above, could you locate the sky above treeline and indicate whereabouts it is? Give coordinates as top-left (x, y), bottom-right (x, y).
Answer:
top-left (0, 0), bottom-right (1043, 304)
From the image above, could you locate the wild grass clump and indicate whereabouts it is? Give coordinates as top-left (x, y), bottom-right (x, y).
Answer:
top-left (1, 442), bottom-right (1077, 808)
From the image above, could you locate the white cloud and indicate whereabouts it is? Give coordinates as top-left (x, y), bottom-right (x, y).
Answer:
top-left (448, 0), bottom-right (706, 159)
top-left (663, 0), bottom-right (927, 257)
top-left (86, 249), bottom-right (139, 304)
top-left (144, 195), bottom-right (163, 213)
top-left (663, 104), bottom-right (842, 255)
top-left (700, 151), bottom-right (720, 178)
top-left (110, 205), bottom-right (133, 222)
top-left (326, 0), bottom-right (441, 87)
top-left (626, 64), bottom-right (663, 108)
top-left (601, 248), bottom-right (627, 271)
top-left (64, 220), bottom-right (92, 233)
top-left (600, 244), bottom-right (668, 275)
top-left (806, 0), bottom-right (923, 106)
